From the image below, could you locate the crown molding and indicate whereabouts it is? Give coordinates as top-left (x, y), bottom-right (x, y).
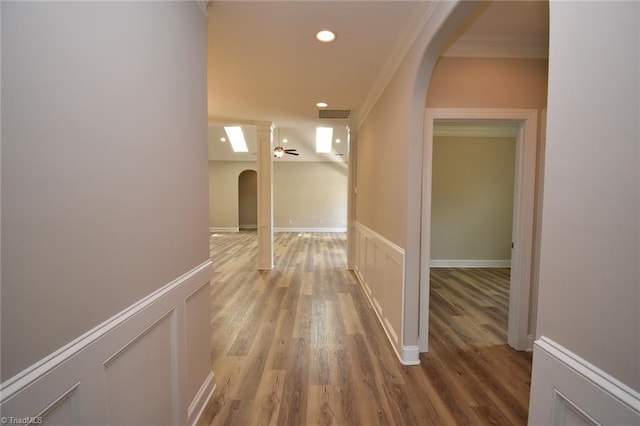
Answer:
top-left (356, 2), bottom-right (438, 128)
top-left (442, 33), bottom-right (549, 59)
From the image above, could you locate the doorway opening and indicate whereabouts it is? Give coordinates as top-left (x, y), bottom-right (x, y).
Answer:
top-left (429, 119), bottom-right (518, 350)
top-left (419, 108), bottom-right (538, 353)
top-left (238, 169), bottom-right (258, 230)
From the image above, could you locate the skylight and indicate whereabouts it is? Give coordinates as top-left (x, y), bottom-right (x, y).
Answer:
top-left (224, 126), bottom-right (248, 152)
top-left (316, 127), bottom-right (333, 153)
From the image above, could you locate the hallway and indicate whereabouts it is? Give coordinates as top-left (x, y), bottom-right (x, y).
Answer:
top-left (199, 232), bottom-right (532, 425)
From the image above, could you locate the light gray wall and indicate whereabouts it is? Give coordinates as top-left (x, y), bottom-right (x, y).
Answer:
top-left (1, 2), bottom-right (209, 380)
top-left (274, 162), bottom-right (347, 229)
top-left (537, 1), bottom-right (639, 390)
top-left (209, 161), bottom-right (347, 230)
top-left (431, 136), bottom-right (515, 261)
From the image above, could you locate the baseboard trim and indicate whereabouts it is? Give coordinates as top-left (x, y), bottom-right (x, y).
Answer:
top-left (430, 259), bottom-right (511, 268)
top-left (274, 227), bottom-right (347, 233)
top-left (239, 225), bottom-right (257, 230)
top-left (401, 345), bottom-right (421, 366)
top-left (209, 227), bottom-right (239, 233)
top-left (188, 371), bottom-right (216, 426)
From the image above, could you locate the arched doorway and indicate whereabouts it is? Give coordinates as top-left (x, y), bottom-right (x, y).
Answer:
top-left (238, 169), bottom-right (257, 230)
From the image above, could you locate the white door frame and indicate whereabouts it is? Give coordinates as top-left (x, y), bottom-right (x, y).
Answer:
top-left (419, 108), bottom-right (538, 352)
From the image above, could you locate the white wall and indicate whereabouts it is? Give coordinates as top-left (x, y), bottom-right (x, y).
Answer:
top-left (1, 2), bottom-right (213, 423)
top-left (529, 2), bottom-right (639, 424)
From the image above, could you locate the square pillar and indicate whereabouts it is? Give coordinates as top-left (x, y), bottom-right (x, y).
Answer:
top-left (256, 122), bottom-right (274, 269)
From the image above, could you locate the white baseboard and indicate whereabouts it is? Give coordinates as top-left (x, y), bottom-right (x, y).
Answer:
top-left (0, 260), bottom-right (214, 425)
top-left (401, 345), bottom-right (421, 366)
top-left (430, 259), bottom-right (511, 268)
top-left (529, 336), bottom-right (640, 425)
top-left (188, 371), bottom-right (216, 426)
top-left (239, 225), bottom-right (257, 230)
top-left (209, 227), bottom-right (239, 233)
top-left (274, 227), bottom-right (347, 233)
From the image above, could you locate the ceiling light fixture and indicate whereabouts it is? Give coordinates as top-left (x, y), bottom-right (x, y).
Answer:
top-left (220, 137), bottom-right (226, 142)
top-left (335, 138), bottom-right (341, 144)
top-left (224, 126), bottom-right (248, 152)
top-left (316, 102), bottom-right (328, 108)
top-left (316, 127), bottom-right (333, 153)
top-left (316, 30), bottom-right (336, 43)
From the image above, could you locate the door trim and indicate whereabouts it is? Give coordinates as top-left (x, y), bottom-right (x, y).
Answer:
top-left (419, 108), bottom-right (538, 352)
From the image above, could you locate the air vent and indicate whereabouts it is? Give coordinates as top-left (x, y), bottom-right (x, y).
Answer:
top-left (318, 109), bottom-right (351, 119)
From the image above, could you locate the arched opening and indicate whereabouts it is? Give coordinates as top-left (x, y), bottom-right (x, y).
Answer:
top-left (415, 2), bottom-right (549, 354)
top-left (238, 169), bottom-right (258, 231)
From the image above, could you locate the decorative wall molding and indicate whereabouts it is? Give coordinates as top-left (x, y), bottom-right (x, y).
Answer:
top-left (442, 33), bottom-right (549, 59)
top-left (0, 260), bottom-right (214, 425)
top-left (529, 336), bottom-right (640, 425)
top-left (209, 227), bottom-right (239, 233)
top-left (357, 1), bottom-right (438, 127)
top-left (430, 259), bottom-right (511, 268)
top-left (274, 227), bottom-right (347, 233)
top-left (353, 222), bottom-right (416, 365)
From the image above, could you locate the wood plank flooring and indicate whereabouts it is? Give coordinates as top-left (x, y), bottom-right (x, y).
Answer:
top-left (198, 231), bottom-right (532, 426)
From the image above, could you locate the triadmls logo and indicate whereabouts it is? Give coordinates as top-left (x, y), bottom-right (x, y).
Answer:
top-left (1, 417), bottom-right (44, 425)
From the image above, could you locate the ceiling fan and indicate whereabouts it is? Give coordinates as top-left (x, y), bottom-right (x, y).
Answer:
top-left (273, 129), bottom-right (299, 158)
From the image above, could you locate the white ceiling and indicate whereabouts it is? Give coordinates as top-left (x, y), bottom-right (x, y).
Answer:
top-left (206, 1), bottom-right (549, 162)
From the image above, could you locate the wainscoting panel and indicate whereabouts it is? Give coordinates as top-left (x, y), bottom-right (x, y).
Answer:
top-left (0, 260), bottom-right (214, 426)
top-left (39, 385), bottom-right (79, 425)
top-left (104, 311), bottom-right (177, 425)
top-left (353, 222), bottom-right (408, 364)
top-left (185, 282), bottom-right (216, 423)
top-left (528, 337), bottom-right (640, 425)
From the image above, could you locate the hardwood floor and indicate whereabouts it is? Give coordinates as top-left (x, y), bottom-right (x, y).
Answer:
top-left (198, 231), bottom-right (532, 426)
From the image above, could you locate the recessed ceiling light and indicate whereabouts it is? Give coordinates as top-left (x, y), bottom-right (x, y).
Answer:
top-left (220, 137), bottom-right (226, 142)
top-left (282, 138), bottom-right (288, 144)
top-left (316, 102), bottom-right (328, 108)
top-left (316, 30), bottom-right (336, 43)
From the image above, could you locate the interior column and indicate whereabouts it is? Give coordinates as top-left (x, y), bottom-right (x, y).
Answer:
top-left (256, 121), bottom-right (274, 270)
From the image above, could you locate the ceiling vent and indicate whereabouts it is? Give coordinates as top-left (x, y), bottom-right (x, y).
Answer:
top-left (318, 109), bottom-right (351, 119)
